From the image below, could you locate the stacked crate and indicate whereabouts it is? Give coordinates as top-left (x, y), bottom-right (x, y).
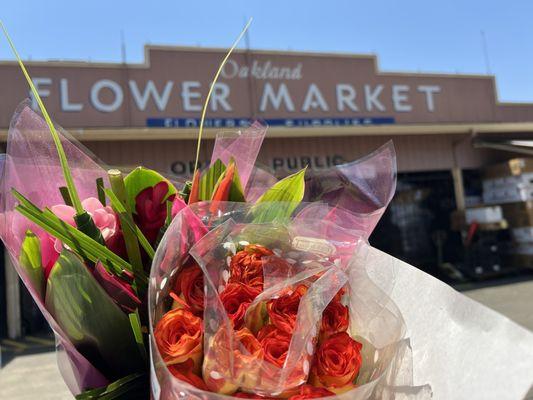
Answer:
top-left (482, 158), bottom-right (533, 269)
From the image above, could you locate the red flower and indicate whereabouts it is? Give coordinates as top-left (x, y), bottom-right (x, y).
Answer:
top-left (257, 325), bottom-right (292, 369)
top-left (134, 181), bottom-right (174, 243)
top-left (154, 308), bottom-right (203, 370)
top-left (320, 299), bottom-right (349, 341)
top-left (168, 358), bottom-right (208, 391)
top-left (288, 385), bottom-right (335, 399)
top-left (220, 283), bottom-right (261, 329)
top-left (92, 262), bottom-right (140, 313)
top-left (310, 332), bottom-right (362, 393)
top-left (229, 244), bottom-right (273, 290)
top-left (266, 285), bottom-right (307, 333)
top-left (172, 262), bottom-right (204, 315)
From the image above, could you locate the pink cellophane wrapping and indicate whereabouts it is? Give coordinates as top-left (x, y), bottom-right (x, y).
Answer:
top-left (149, 201), bottom-right (429, 399)
top-left (302, 141), bottom-right (396, 238)
top-left (210, 121), bottom-right (266, 191)
top-left (0, 102), bottom-right (109, 394)
top-left (148, 140), bottom-right (416, 399)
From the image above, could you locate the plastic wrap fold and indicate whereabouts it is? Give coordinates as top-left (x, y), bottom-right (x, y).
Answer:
top-left (149, 200), bottom-right (428, 399)
top-left (0, 103), bottom-right (112, 394)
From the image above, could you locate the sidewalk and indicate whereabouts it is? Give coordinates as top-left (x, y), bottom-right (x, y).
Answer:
top-left (1, 280), bottom-right (532, 399)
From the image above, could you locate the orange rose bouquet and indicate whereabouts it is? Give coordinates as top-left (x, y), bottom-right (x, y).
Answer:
top-left (149, 183), bottom-right (419, 400)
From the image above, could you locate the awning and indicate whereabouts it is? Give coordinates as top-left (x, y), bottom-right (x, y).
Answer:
top-left (2, 121), bottom-right (533, 142)
top-left (472, 128), bottom-right (533, 156)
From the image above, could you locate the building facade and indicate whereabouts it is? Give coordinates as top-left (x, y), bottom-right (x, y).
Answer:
top-left (2, 46), bottom-right (533, 338)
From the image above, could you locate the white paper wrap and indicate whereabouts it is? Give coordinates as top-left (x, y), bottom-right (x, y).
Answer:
top-left (360, 243), bottom-right (533, 400)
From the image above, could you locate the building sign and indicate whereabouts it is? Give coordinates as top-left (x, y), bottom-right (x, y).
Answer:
top-left (0, 46), bottom-right (532, 129)
top-left (146, 117), bottom-right (395, 128)
top-left (170, 154), bottom-right (346, 176)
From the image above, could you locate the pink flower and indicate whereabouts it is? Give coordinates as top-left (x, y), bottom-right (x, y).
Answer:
top-left (52, 197), bottom-right (117, 241)
top-left (134, 181), bottom-right (175, 244)
top-left (45, 198), bottom-right (120, 278)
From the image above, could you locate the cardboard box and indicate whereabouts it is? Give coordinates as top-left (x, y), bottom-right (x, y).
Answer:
top-left (484, 158), bottom-right (533, 179)
top-left (482, 172), bottom-right (533, 191)
top-left (465, 206), bottom-right (503, 224)
top-left (509, 242), bottom-right (533, 255)
top-left (511, 227), bottom-right (533, 243)
top-left (500, 201), bottom-right (533, 214)
top-left (504, 209), bottom-right (533, 227)
top-left (483, 184), bottom-right (533, 204)
top-left (500, 201), bottom-right (533, 227)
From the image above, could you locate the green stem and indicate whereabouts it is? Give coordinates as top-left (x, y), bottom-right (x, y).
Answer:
top-left (1, 22), bottom-right (83, 214)
top-left (11, 188), bottom-right (142, 281)
top-left (192, 18), bottom-right (253, 174)
top-left (108, 170), bottom-right (145, 290)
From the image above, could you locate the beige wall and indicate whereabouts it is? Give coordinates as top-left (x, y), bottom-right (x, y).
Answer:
top-left (85, 134), bottom-right (501, 178)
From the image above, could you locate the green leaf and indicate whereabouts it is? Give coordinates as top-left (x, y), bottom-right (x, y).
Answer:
top-left (251, 168), bottom-right (307, 223)
top-left (96, 177), bottom-right (106, 206)
top-left (128, 312), bottom-right (147, 362)
top-left (199, 159), bottom-right (226, 201)
top-left (1, 22), bottom-right (84, 214)
top-left (209, 159), bottom-right (245, 203)
top-left (19, 230), bottom-right (44, 300)
top-left (12, 189), bottom-right (140, 282)
top-left (106, 171), bottom-right (145, 294)
top-left (229, 159), bottom-right (246, 202)
top-left (46, 251), bottom-right (144, 381)
top-left (75, 372), bottom-right (148, 400)
top-left (123, 167), bottom-right (177, 211)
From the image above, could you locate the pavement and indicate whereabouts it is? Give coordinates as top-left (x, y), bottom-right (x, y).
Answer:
top-left (1, 279), bottom-right (533, 399)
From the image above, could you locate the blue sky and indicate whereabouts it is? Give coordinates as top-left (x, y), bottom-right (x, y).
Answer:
top-left (1, 0), bottom-right (532, 102)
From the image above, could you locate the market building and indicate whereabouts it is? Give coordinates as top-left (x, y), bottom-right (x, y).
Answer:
top-left (1, 45), bottom-right (533, 339)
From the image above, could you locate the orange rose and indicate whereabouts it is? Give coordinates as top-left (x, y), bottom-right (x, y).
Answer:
top-left (220, 283), bottom-right (261, 329)
top-left (234, 327), bottom-right (264, 389)
top-left (266, 285), bottom-right (307, 334)
top-left (257, 325), bottom-right (292, 369)
top-left (309, 332), bottom-right (362, 393)
top-left (320, 299), bottom-right (349, 341)
top-left (257, 325), bottom-right (309, 393)
top-left (229, 244), bottom-right (273, 290)
top-left (168, 358), bottom-right (208, 391)
top-left (203, 327), bottom-right (264, 394)
top-left (288, 385), bottom-right (335, 399)
top-left (154, 308), bottom-right (203, 371)
top-left (171, 262), bottom-right (204, 315)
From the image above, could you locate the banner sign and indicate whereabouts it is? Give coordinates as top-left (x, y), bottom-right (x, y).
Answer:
top-left (0, 46), bottom-right (531, 129)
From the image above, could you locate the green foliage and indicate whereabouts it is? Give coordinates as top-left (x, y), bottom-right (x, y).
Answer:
top-left (75, 373), bottom-right (148, 400)
top-left (228, 161), bottom-right (246, 202)
top-left (45, 251), bottom-right (144, 381)
top-left (12, 189), bottom-right (140, 282)
top-left (251, 168), bottom-right (307, 223)
top-left (198, 159), bottom-right (226, 201)
top-left (19, 230), bottom-right (44, 299)
top-left (1, 22), bottom-right (84, 214)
